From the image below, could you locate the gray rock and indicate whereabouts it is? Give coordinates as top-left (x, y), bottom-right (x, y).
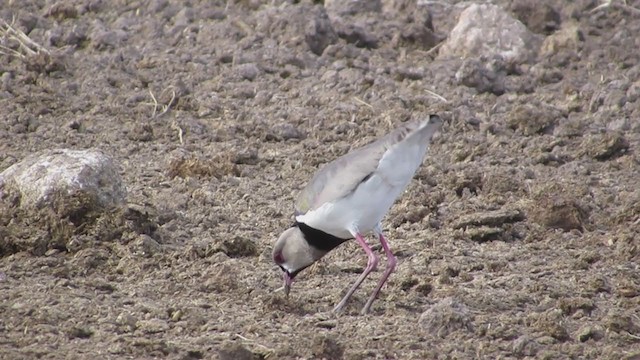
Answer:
top-left (439, 3), bottom-right (541, 65)
top-left (0, 149), bottom-right (126, 255)
top-left (0, 149), bottom-right (125, 210)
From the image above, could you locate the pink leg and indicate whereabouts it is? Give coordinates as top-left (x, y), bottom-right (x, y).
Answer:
top-left (361, 229), bottom-right (397, 314)
top-left (333, 233), bottom-right (378, 313)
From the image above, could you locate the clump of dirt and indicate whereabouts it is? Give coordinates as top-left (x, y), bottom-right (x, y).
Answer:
top-left (419, 297), bottom-right (474, 338)
top-left (0, 181), bottom-right (159, 255)
top-left (508, 103), bottom-right (561, 135)
top-left (167, 150), bottom-right (239, 179)
top-left (580, 132), bottom-right (630, 161)
top-left (528, 182), bottom-right (589, 232)
top-left (532, 309), bottom-right (570, 342)
top-left (311, 335), bottom-right (344, 360)
top-left (218, 342), bottom-right (263, 360)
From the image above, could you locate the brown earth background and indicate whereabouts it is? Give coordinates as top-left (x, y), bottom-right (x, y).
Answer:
top-left (1, 0), bottom-right (640, 359)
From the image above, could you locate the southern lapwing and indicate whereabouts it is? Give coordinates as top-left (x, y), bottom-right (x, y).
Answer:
top-left (273, 115), bottom-right (443, 314)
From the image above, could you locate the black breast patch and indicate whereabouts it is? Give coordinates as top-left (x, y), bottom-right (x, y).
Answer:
top-left (296, 221), bottom-right (351, 252)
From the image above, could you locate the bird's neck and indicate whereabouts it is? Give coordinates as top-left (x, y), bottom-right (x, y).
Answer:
top-left (295, 221), bottom-right (350, 252)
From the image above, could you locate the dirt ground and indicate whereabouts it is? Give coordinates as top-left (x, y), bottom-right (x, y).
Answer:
top-left (1, 0), bottom-right (640, 359)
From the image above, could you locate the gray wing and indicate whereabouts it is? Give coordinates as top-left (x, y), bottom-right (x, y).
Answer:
top-left (295, 116), bottom-right (440, 215)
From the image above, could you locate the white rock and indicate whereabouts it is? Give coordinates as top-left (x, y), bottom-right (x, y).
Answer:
top-left (438, 3), bottom-right (541, 65)
top-left (0, 148), bottom-right (126, 210)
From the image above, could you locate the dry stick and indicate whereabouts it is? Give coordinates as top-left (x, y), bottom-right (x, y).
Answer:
top-left (0, 19), bottom-right (50, 56)
top-left (171, 120), bottom-right (184, 145)
top-left (425, 88), bottom-right (449, 103)
top-left (591, 0), bottom-right (640, 14)
top-left (353, 96), bottom-right (373, 109)
top-left (0, 44), bottom-right (24, 58)
top-left (148, 89), bottom-right (160, 118)
top-left (147, 88), bottom-right (182, 143)
top-left (423, 41), bottom-right (444, 58)
top-left (156, 89), bottom-right (176, 117)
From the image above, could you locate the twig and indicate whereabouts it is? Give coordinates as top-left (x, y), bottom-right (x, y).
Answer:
top-left (157, 89), bottom-right (176, 118)
top-left (147, 87), bottom-right (176, 118)
top-left (626, 331), bottom-right (640, 340)
top-left (148, 89), bottom-right (159, 117)
top-left (0, 44), bottom-right (24, 58)
top-left (425, 88), bottom-right (448, 103)
top-left (353, 96), bottom-right (373, 109)
top-left (591, 0), bottom-right (640, 15)
top-left (171, 120), bottom-right (184, 145)
top-left (423, 41), bottom-right (443, 58)
top-left (0, 19), bottom-right (50, 57)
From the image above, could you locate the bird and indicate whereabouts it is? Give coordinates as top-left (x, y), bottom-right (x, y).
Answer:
top-left (272, 114), bottom-right (443, 314)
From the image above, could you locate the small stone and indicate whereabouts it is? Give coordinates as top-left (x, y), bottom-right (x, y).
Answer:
top-left (45, 249), bottom-right (60, 256)
top-left (336, 24), bottom-right (378, 49)
top-left (116, 312), bottom-right (138, 331)
top-left (171, 309), bottom-right (183, 322)
top-left (232, 148), bottom-right (259, 165)
top-left (419, 298), bottom-right (474, 337)
top-left (576, 325), bottom-right (603, 342)
top-left (130, 234), bottom-right (162, 257)
top-left (235, 63), bottom-right (260, 81)
top-left (325, 0), bottom-right (381, 17)
top-left (67, 326), bottom-right (93, 339)
top-left (136, 319), bottom-right (170, 334)
top-left (455, 56), bottom-right (506, 95)
top-left (540, 21), bottom-right (584, 57)
top-left (265, 123), bottom-right (305, 142)
top-left (66, 119), bottom-right (81, 130)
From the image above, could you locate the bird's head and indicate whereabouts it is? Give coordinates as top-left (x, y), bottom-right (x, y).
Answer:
top-left (272, 225), bottom-right (324, 296)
